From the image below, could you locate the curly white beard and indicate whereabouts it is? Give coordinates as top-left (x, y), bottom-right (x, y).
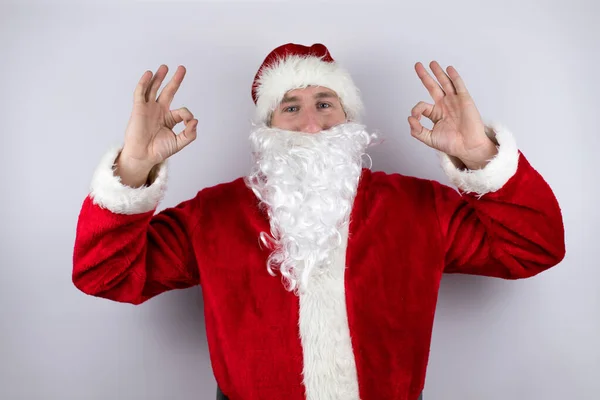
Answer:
top-left (245, 122), bottom-right (378, 293)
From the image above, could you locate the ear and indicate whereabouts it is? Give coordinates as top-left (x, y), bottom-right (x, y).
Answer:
top-left (343, 109), bottom-right (351, 123)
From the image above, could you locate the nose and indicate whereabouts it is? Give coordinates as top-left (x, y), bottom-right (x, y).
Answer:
top-left (299, 108), bottom-right (324, 134)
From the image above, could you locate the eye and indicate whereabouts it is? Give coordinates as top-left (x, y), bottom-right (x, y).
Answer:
top-left (283, 106), bottom-right (299, 112)
top-left (318, 102), bottom-right (332, 109)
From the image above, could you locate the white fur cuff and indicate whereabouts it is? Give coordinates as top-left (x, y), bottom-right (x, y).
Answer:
top-left (439, 122), bottom-right (520, 196)
top-left (89, 146), bottom-right (167, 214)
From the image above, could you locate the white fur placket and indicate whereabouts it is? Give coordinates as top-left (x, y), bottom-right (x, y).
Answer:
top-left (298, 223), bottom-right (361, 400)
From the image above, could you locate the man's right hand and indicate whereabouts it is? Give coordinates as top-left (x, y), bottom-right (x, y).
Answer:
top-left (115, 65), bottom-right (198, 188)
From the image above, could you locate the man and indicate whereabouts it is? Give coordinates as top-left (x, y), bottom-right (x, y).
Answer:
top-left (72, 43), bottom-right (565, 400)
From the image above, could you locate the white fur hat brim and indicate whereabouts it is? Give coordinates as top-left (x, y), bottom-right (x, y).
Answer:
top-left (253, 55), bottom-right (364, 124)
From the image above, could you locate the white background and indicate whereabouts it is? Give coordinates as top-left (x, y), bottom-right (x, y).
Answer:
top-left (1, 1), bottom-right (598, 399)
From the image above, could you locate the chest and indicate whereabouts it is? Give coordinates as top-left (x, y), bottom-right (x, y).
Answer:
top-left (195, 203), bottom-right (443, 399)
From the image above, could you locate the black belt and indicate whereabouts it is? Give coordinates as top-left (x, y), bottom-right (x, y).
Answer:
top-left (216, 385), bottom-right (228, 400)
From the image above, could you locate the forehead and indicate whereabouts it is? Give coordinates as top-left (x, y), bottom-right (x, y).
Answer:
top-left (283, 85), bottom-right (339, 99)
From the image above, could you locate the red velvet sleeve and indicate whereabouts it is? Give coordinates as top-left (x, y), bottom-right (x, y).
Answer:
top-left (72, 147), bottom-right (201, 305)
top-left (432, 122), bottom-right (566, 279)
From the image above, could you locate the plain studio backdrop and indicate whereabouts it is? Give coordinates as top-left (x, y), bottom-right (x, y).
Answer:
top-left (1, 1), bottom-right (598, 399)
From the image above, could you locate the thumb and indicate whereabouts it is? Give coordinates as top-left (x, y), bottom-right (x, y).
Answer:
top-left (408, 116), bottom-right (434, 148)
top-left (175, 118), bottom-right (198, 152)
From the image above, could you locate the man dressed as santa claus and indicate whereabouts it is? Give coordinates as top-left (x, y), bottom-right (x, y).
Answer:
top-left (72, 43), bottom-right (566, 400)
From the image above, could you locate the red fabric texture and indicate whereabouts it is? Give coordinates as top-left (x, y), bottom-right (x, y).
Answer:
top-left (251, 43), bottom-right (334, 104)
top-left (72, 151), bottom-right (565, 400)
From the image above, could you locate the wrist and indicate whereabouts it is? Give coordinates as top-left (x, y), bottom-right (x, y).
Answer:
top-left (114, 152), bottom-right (155, 188)
top-left (459, 139), bottom-right (498, 170)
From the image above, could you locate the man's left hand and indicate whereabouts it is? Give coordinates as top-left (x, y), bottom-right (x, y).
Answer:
top-left (408, 61), bottom-right (498, 170)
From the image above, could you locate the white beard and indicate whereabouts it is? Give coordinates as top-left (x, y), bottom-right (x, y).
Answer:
top-left (244, 122), bottom-right (378, 293)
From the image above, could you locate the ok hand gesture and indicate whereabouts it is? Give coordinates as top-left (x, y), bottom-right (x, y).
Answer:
top-left (117, 65), bottom-right (198, 187)
top-left (408, 61), bottom-right (497, 170)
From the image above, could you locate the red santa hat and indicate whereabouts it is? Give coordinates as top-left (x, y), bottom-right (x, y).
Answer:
top-left (251, 43), bottom-right (364, 125)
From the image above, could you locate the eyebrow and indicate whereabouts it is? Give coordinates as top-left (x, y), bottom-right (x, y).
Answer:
top-left (280, 91), bottom-right (338, 105)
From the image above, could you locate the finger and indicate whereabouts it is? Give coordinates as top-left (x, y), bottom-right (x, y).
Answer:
top-left (430, 61), bottom-right (457, 95)
top-left (415, 62), bottom-right (445, 102)
top-left (157, 65), bottom-right (186, 106)
top-left (175, 118), bottom-right (198, 152)
top-left (408, 115), bottom-right (433, 148)
top-left (170, 107), bottom-right (194, 125)
top-left (446, 65), bottom-right (469, 95)
top-left (411, 101), bottom-right (439, 123)
top-left (147, 65), bottom-right (169, 102)
top-left (134, 70), bottom-right (153, 103)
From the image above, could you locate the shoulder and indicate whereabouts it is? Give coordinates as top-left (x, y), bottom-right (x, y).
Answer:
top-left (186, 176), bottom-right (261, 221)
top-left (360, 168), bottom-right (439, 203)
top-left (195, 176), bottom-right (252, 203)
top-left (353, 169), bottom-right (445, 234)
top-left (184, 176), bottom-right (267, 237)
top-left (175, 177), bottom-right (255, 218)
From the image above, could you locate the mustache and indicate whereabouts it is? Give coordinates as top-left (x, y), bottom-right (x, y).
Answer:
top-left (248, 123), bottom-right (379, 169)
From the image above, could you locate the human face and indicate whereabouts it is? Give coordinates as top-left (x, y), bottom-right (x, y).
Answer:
top-left (269, 86), bottom-right (347, 133)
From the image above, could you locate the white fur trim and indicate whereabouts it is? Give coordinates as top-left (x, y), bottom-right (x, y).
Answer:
top-left (298, 224), bottom-right (360, 400)
top-left (439, 122), bottom-right (520, 196)
top-left (254, 55), bottom-right (364, 124)
top-left (89, 146), bottom-right (167, 214)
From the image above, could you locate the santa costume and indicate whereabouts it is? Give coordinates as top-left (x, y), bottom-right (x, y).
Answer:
top-left (72, 43), bottom-right (566, 400)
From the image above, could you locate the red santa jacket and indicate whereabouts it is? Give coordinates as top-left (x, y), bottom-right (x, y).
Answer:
top-left (72, 122), bottom-right (565, 400)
